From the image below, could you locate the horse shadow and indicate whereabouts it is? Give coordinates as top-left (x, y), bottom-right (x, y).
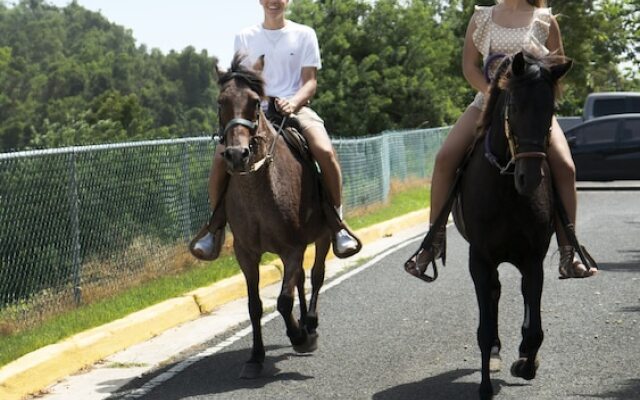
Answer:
top-left (577, 378), bottom-right (640, 399)
top-left (598, 259), bottom-right (640, 272)
top-left (107, 345), bottom-right (313, 400)
top-left (372, 369), bottom-right (527, 400)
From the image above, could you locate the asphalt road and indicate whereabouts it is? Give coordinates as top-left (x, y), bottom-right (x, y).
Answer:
top-left (101, 188), bottom-right (639, 399)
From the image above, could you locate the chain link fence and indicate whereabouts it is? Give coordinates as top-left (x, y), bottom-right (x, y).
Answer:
top-left (0, 127), bottom-right (448, 329)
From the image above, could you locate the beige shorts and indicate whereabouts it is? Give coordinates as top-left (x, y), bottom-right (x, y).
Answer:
top-left (294, 106), bottom-right (326, 135)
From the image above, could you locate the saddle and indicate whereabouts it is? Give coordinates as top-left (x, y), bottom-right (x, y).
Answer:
top-left (422, 133), bottom-right (598, 279)
top-left (265, 98), bottom-right (313, 166)
top-left (265, 99), bottom-right (354, 236)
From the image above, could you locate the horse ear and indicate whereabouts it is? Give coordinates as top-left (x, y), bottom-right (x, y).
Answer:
top-left (512, 52), bottom-right (526, 76)
top-left (252, 55), bottom-right (265, 73)
top-left (214, 63), bottom-right (226, 80)
top-left (550, 59), bottom-right (573, 82)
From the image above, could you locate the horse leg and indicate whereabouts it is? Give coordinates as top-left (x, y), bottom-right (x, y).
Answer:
top-left (296, 270), bottom-right (308, 331)
top-left (470, 252), bottom-right (496, 400)
top-left (278, 251), bottom-right (312, 353)
top-left (300, 235), bottom-right (330, 349)
top-left (236, 249), bottom-right (264, 379)
top-left (511, 264), bottom-right (544, 381)
top-left (489, 270), bottom-right (502, 372)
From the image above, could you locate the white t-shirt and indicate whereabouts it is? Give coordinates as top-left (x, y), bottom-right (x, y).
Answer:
top-left (234, 20), bottom-right (322, 100)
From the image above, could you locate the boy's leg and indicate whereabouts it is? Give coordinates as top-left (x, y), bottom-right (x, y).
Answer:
top-left (190, 145), bottom-right (229, 261)
top-left (296, 107), bottom-right (361, 258)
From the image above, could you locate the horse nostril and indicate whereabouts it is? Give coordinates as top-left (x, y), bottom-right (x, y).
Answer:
top-left (242, 147), bottom-right (250, 159)
top-left (223, 149), bottom-right (232, 161)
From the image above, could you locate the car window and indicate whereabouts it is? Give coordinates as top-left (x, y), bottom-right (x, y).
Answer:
top-left (593, 99), bottom-right (626, 118)
top-left (620, 118), bottom-right (640, 144)
top-left (628, 98), bottom-right (640, 114)
top-left (573, 120), bottom-right (618, 146)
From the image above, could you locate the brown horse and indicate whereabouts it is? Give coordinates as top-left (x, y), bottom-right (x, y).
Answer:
top-left (452, 51), bottom-right (572, 399)
top-left (215, 54), bottom-right (332, 379)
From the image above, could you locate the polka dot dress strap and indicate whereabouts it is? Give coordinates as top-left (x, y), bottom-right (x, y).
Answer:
top-left (471, 6), bottom-right (493, 58)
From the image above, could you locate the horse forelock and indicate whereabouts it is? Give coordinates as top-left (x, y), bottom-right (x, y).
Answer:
top-left (218, 53), bottom-right (265, 97)
top-left (508, 52), bottom-right (567, 100)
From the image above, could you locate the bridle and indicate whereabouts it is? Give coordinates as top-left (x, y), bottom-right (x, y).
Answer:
top-left (218, 78), bottom-right (286, 175)
top-left (484, 83), bottom-right (551, 175)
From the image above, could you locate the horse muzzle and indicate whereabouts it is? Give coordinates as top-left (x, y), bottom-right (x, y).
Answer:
top-left (223, 145), bottom-right (251, 173)
top-left (514, 155), bottom-right (545, 196)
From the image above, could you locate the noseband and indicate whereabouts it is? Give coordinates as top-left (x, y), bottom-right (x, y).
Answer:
top-left (219, 101), bottom-right (286, 176)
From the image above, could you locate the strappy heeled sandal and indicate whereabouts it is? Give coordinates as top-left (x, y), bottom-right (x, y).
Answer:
top-left (404, 226), bottom-right (446, 282)
top-left (558, 245), bottom-right (597, 279)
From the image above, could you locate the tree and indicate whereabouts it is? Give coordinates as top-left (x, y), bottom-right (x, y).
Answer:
top-left (0, 0), bottom-right (219, 151)
top-left (289, 0), bottom-right (466, 136)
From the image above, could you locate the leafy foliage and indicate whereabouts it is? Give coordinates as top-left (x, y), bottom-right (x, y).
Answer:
top-left (289, 0), bottom-right (639, 131)
top-left (0, 0), bottom-right (218, 151)
top-left (0, 0), bottom-right (638, 150)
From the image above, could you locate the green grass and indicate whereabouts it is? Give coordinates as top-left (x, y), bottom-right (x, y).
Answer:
top-left (0, 185), bottom-right (429, 367)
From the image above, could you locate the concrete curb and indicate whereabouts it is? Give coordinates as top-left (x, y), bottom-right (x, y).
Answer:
top-left (0, 209), bottom-right (428, 400)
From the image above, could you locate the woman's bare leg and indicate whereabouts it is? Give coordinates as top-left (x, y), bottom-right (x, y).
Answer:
top-left (430, 105), bottom-right (482, 224)
top-left (547, 117), bottom-right (596, 278)
top-left (405, 105), bottom-right (480, 279)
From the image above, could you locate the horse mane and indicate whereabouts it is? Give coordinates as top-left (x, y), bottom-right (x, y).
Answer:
top-left (478, 51), bottom-right (569, 133)
top-left (218, 53), bottom-right (265, 97)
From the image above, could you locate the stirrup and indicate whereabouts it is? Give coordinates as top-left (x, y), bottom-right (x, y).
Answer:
top-left (322, 201), bottom-right (363, 258)
top-left (189, 209), bottom-right (226, 261)
top-left (558, 245), bottom-right (597, 279)
top-left (332, 224), bottom-right (362, 259)
top-left (404, 226), bottom-right (446, 282)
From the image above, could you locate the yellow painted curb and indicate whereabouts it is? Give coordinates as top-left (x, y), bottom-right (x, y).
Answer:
top-left (0, 208), bottom-right (428, 400)
top-left (189, 263), bottom-right (284, 313)
top-left (0, 296), bottom-right (201, 400)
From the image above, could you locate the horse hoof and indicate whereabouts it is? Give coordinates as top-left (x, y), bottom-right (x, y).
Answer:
top-left (479, 382), bottom-right (494, 400)
top-left (489, 347), bottom-right (502, 373)
top-left (239, 362), bottom-right (263, 379)
top-left (510, 357), bottom-right (539, 380)
top-left (293, 331), bottom-right (318, 353)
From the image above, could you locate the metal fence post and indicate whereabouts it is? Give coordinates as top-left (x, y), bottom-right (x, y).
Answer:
top-left (180, 143), bottom-right (192, 243)
top-left (68, 151), bottom-right (82, 305)
top-left (381, 134), bottom-right (391, 203)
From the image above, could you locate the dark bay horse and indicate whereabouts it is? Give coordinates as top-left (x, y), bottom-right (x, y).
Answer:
top-left (216, 54), bottom-right (332, 378)
top-left (452, 51), bottom-right (572, 399)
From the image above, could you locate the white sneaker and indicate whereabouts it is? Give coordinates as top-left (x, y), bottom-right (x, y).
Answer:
top-left (334, 228), bottom-right (359, 256)
top-left (193, 232), bottom-right (215, 256)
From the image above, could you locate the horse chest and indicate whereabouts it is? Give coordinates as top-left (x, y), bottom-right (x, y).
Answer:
top-left (225, 171), bottom-right (322, 250)
top-left (459, 154), bottom-right (554, 254)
